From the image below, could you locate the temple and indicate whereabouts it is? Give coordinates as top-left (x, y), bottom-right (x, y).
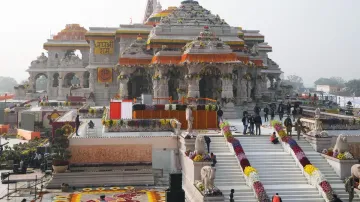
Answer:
top-left (16, 0), bottom-right (283, 118)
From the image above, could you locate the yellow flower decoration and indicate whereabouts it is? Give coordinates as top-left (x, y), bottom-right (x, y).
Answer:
top-left (244, 166), bottom-right (258, 176)
top-left (82, 188), bottom-right (92, 192)
top-left (124, 186), bottom-right (134, 190)
top-left (110, 187), bottom-right (121, 190)
top-left (54, 200), bottom-right (68, 202)
top-left (224, 131), bottom-right (232, 139)
top-left (304, 164), bottom-right (318, 175)
top-left (278, 130), bottom-right (286, 138)
top-left (193, 155), bottom-right (203, 162)
top-left (160, 119), bottom-right (166, 126)
top-left (337, 153), bottom-right (345, 160)
top-left (96, 187), bottom-right (105, 191)
top-left (53, 196), bottom-right (69, 200)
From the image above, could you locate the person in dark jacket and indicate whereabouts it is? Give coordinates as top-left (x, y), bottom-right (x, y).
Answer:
top-left (332, 194), bottom-right (343, 202)
top-left (299, 107), bottom-right (303, 117)
top-left (264, 105), bottom-right (269, 122)
top-left (204, 136), bottom-right (211, 153)
top-left (217, 108), bottom-right (223, 128)
top-left (254, 104), bottom-right (261, 115)
top-left (242, 115), bottom-right (249, 135)
top-left (254, 114), bottom-right (262, 135)
top-left (286, 102), bottom-right (292, 115)
top-left (278, 103), bottom-right (284, 121)
top-left (211, 153), bottom-right (217, 167)
top-left (284, 116), bottom-right (293, 136)
top-left (75, 115), bottom-right (80, 136)
top-left (270, 107), bottom-right (275, 121)
top-left (249, 115), bottom-right (255, 135)
top-left (292, 107), bottom-right (297, 122)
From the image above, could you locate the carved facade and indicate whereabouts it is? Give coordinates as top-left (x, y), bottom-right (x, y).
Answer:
top-left (18, 0), bottom-right (283, 111)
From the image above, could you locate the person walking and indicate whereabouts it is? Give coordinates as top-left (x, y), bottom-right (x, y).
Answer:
top-left (345, 175), bottom-right (355, 202)
top-left (217, 108), bottom-right (223, 128)
top-left (254, 114), bottom-right (262, 135)
top-left (242, 115), bottom-right (249, 135)
top-left (211, 153), bottom-right (217, 167)
top-left (284, 116), bottom-right (293, 136)
top-left (292, 107), bottom-right (297, 122)
top-left (272, 193), bottom-right (282, 202)
top-left (270, 107), bottom-right (275, 121)
top-left (286, 102), bottom-right (292, 115)
top-left (254, 104), bottom-right (261, 115)
top-left (278, 102), bottom-right (284, 121)
top-left (204, 136), bottom-right (211, 153)
top-left (249, 115), bottom-right (255, 135)
top-left (75, 115), bottom-right (80, 136)
top-left (295, 118), bottom-right (304, 140)
top-left (264, 105), bottom-right (269, 122)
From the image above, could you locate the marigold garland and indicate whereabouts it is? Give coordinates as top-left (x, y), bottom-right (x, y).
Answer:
top-left (244, 166), bottom-right (257, 176)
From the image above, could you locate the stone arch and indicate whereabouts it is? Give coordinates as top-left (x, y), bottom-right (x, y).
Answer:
top-left (83, 71), bottom-right (90, 88)
top-left (167, 67), bottom-right (183, 101)
top-left (199, 66), bottom-right (222, 101)
top-left (34, 73), bottom-right (48, 92)
top-left (52, 73), bottom-right (59, 87)
top-left (128, 67), bottom-right (152, 99)
top-left (64, 72), bottom-right (79, 88)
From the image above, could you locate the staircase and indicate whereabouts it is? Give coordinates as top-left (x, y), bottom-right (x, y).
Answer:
top-left (238, 136), bottom-right (325, 202)
top-left (209, 136), bottom-right (257, 202)
top-left (297, 139), bottom-right (360, 202)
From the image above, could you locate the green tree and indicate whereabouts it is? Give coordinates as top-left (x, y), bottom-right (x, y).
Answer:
top-left (314, 77), bottom-right (346, 87)
top-left (345, 79), bottom-right (360, 97)
top-left (0, 76), bottom-right (18, 93)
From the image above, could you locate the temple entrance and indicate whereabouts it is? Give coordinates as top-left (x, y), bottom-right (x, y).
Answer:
top-left (64, 72), bottom-right (79, 88)
top-left (168, 68), bottom-right (182, 101)
top-left (199, 67), bottom-right (222, 101)
top-left (128, 68), bottom-right (152, 99)
top-left (53, 73), bottom-right (59, 87)
top-left (34, 73), bottom-right (48, 92)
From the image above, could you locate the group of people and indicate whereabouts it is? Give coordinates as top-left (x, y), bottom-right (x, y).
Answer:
top-left (242, 104), bottom-right (263, 135)
top-left (204, 135), bottom-right (217, 167)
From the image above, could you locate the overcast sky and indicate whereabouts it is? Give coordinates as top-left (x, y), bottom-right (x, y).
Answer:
top-left (0, 0), bottom-right (359, 86)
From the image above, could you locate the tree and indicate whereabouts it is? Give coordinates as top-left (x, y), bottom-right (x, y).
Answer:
top-left (314, 77), bottom-right (345, 87)
top-left (286, 75), bottom-right (304, 90)
top-left (345, 79), bottom-right (360, 97)
top-left (0, 76), bottom-right (18, 93)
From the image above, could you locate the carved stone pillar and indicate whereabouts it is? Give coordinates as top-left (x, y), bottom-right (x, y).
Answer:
top-left (89, 69), bottom-right (95, 91)
top-left (118, 78), bottom-right (129, 99)
top-left (177, 79), bottom-right (187, 101)
top-left (268, 76), bottom-right (274, 89)
top-left (275, 77), bottom-right (281, 90)
top-left (221, 78), bottom-right (233, 99)
top-left (247, 80), bottom-right (253, 102)
top-left (261, 74), bottom-right (268, 93)
top-left (104, 84), bottom-right (110, 101)
top-left (46, 72), bottom-right (52, 96)
top-left (186, 78), bottom-right (200, 100)
top-left (57, 73), bottom-right (64, 100)
top-left (254, 76), bottom-right (263, 100)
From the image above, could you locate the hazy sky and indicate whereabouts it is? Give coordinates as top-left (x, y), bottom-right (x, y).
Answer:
top-left (0, 0), bottom-right (359, 86)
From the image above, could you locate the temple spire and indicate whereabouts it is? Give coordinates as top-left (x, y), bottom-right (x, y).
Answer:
top-left (143, 0), bottom-right (158, 24)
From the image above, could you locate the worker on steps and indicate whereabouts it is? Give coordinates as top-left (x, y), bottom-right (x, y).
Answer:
top-left (272, 193), bottom-right (282, 202)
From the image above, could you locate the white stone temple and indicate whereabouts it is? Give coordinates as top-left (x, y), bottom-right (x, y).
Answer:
top-left (15, 0), bottom-right (283, 116)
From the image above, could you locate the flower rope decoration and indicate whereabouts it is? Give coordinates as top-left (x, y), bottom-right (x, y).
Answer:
top-left (271, 120), bottom-right (335, 201)
top-left (220, 121), bottom-right (270, 201)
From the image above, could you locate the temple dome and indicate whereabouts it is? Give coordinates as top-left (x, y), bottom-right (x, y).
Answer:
top-left (52, 24), bottom-right (87, 41)
top-left (144, 3), bottom-right (176, 26)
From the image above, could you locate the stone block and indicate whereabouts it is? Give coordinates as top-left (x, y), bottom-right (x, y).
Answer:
top-left (322, 154), bottom-right (359, 180)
